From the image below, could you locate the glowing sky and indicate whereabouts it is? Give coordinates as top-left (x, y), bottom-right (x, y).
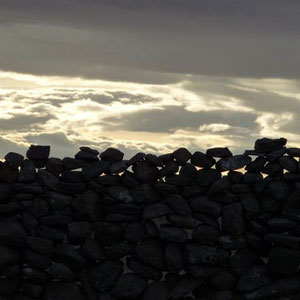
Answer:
top-left (1, 1), bottom-right (300, 159)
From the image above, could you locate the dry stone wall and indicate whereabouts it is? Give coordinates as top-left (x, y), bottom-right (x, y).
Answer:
top-left (0, 137), bottom-right (300, 299)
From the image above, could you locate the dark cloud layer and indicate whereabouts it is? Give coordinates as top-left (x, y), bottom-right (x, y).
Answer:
top-left (1, 0), bottom-right (300, 82)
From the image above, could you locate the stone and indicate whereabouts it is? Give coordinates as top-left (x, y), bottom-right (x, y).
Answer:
top-left (267, 218), bottom-right (296, 233)
top-left (20, 281), bottom-right (44, 298)
top-left (216, 155), bottom-right (251, 171)
top-left (81, 238), bottom-right (106, 261)
top-left (167, 214), bottom-right (201, 229)
top-left (172, 148), bottom-right (192, 165)
top-left (132, 184), bottom-right (160, 204)
top-left (191, 151), bottom-right (216, 168)
top-left (123, 222), bottom-right (145, 244)
top-left (240, 193), bottom-right (261, 216)
top-left (105, 242), bottom-right (132, 260)
top-left (108, 185), bottom-right (133, 203)
top-left (4, 152), bottom-right (24, 169)
top-left (190, 195), bottom-right (222, 218)
top-left (75, 150), bottom-right (99, 162)
top-left (127, 152), bottom-right (145, 165)
top-left (254, 137), bottom-right (287, 153)
top-left (164, 194), bottom-right (191, 216)
top-left (45, 157), bottom-right (63, 177)
top-left (61, 170), bottom-right (84, 182)
top-left (142, 202), bottom-right (171, 220)
top-left (88, 260), bottom-right (123, 292)
top-left (82, 161), bottom-right (109, 180)
top-left (165, 242), bottom-right (184, 272)
top-left (134, 239), bottom-right (166, 270)
top-left (0, 162), bottom-right (19, 183)
top-left (245, 157), bottom-right (267, 173)
top-left (192, 225), bottom-right (220, 245)
top-left (0, 217), bottom-right (27, 247)
top-left (109, 160), bottom-right (128, 174)
top-left (94, 222), bottom-right (124, 246)
top-left (37, 169), bottom-right (59, 190)
top-left (47, 262), bottom-right (77, 281)
top-left (179, 163), bottom-right (197, 178)
top-left (100, 148), bottom-right (124, 163)
top-left (127, 257), bottom-right (162, 280)
top-left (278, 156), bottom-right (298, 172)
top-left (133, 160), bottom-right (159, 183)
top-left (111, 273), bottom-right (147, 299)
top-left (0, 245), bottom-right (20, 272)
top-left (221, 203), bottom-right (245, 235)
top-left (236, 264), bottom-right (272, 293)
top-left (23, 248), bottom-right (51, 270)
top-left (210, 270), bottom-right (236, 290)
top-left (145, 154), bottom-right (162, 166)
top-left (184, 242), bottom-right (219, 265)
top-left (195, 168), bottom-right (222, 186)
top-left (26, 236), bottom-right (53, 257)
top-left (44, 282), bottom-right (86, 300)
top-left (53, 243), bottom-right (86, 271)
top-left (158, 224), bottom-right (188, 243)
top-left (62, 157), bottom-right (85, 170)
top-left (228, 248), bottom-right (258, 276)
top-left (26, 145), bottom-right (50, 160)
top-left (206, 147), bottom-right (232, 158)
top-left (287, 147), bottom-right (300, 157)
top-left (141, 281), bottom-right (169, 300)
top-left (67, 221), bottom-right (91, 244)
top-left (159, 161), bottom-right (179, 178)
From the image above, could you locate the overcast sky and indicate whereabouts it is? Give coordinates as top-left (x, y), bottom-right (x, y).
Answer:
top-left (1, 0), bottom-right (300, 159)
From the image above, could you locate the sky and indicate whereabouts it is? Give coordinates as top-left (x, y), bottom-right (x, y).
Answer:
top-left (0, 0), bottom-right (300, 159)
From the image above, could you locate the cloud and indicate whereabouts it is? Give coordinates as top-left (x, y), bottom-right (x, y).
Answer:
top-left (0, 1), bottom-right (300, 82)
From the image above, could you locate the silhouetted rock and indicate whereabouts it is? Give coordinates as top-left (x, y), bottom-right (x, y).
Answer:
top-left (100, 148), bottom-right (124, 163)
top-left (206, 147), bottom-right (232, 157)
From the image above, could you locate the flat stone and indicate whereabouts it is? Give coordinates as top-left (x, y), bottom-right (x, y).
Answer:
top-left (245, 157), bottom-right (267, 172)
top-left (237, 264), bottom-right (272, 293)
top-left (127, 257), bottom-right (162, 280)
top-left (165, 242), bottom-right (184, 272)
top-left (100, 148), bottom-right (124, 163)
top-left (173, 148), bottom-right (192, 165)
top-left (191, 151), bottom-right (216, 168)
top-left (216, 155), bottom-right (251, 171)
top-left (94, 222), bottom-right (124, 246)
top-left (44, 282), bottom-right (86, 300)
top-left (26, 145), bottom-right (50, 160)
top-left (111, 273), bottom-right (147, 299)
top-left (105, 242), bottom-right (132, 260)
top-left (221, 203), bottom-right (245, 235)
top-left (142, 202), bottom-right (171, 220)
top-left (123, 222), bottom-right (145, 244)
top-left (62, 157), bottom-right (85, 170)
top-left (19, 159), bottom-right (36, 182)
top-left (4, 152), bottom-right (24, 169)
top-left (48, 262), bottom-right (77, 282)
top-left (141, 281), bottom-right (169, 300)
top-left (26, 236), bottom-right (53, 257)
top-left (210, 270), bottom-right (236, 290)
top-left (179, 163), bottom-right (197, 178)
top-left (184, 242), bottom-right (219, 265)
top-left (164, 194), bottom-right (191, 215)
top-left (287, 147), bottom-right (300, 157)
top-left (134, 239), bottom-right (166, 270)
top-left (170, 274), bottom-right (201, 300)
top-left (190, 195), bottom-right (222, 218)
top-left (192, 225), bottom-right (220, 245)
top-left (254, 137), bottom-right (287, 153)
top-left (195, 168), bottom-right (222, 186)
top-left (88, 260), bottom-right (123, 292)
top-left (45, 157), bottom-right (63, 177)
top-left (145, 154), bottom-right (162, 166)
top-left (278, 156), bottom-right (298, 172)
top-left (61, 170), bottom-right (84, 182)
top-left (159, 161), bottom-right (179, 177)
top-left (109, 160), bottom-right (128, 174)
top-left (158, 224), bottom-right (188, 243)
top-left (0, 217), bottom-right (27, 247)
top-left (133, 160), bottom-right (159, 183)
top-left (107, 185), bottom-right (133, 203)
top-left (23, 248), bottom-right (51, 270)
top-left (0, 162), bottom-right (19, 183)
top-left (127, 152), bottom-right (145, 166)
top-left (67, 221), bottom-right (91, 244)
top-left (0, 245), bottom-right (20, 272)
top-left (206, 147), bottom-right (232, 158)
top-left (75, 150), bottom-right (99, 162)
top-left (81, 238), bottom-right (106, 261)
top-left (82, 161), bottom-right (110, 180)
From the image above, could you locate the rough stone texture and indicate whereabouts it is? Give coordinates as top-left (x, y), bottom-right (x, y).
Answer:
top-left (0, 138), bottom-right (300, 299)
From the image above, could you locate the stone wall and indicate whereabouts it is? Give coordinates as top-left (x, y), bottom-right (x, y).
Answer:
top-left (0, 137), bottom-right (300, 300)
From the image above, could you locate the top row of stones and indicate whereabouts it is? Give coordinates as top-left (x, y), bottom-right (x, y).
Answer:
top-left (2, 137), bottom-right (300, 171)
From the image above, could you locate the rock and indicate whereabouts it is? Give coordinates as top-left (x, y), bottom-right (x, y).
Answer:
top-left (26, 236), bottom-right (53, 257)
top-left (127, 258), bottom-right (162, 280)
top-left (108, 185), bottom-right (133, 203)
top-left (210, 270), bottom-right (236, 290)
top-left (53, 243), bottom-right (86, 271)
top-left (236, 264), bottom-right (272, 292)
top-left (100, 148), bottom-right (124, 163)
top-left (0, 162), bottom-right (19, 183)
top-left (19, 159), bottom-right (36, 182)
top-left (264, 233), bottom-right (300, 250)
top-left (20, 281), bottom-right (44, 298)
top-left (0, 217), bottom-right (27, 247)
top-left (254, 137), bottom-right (287, 153)
top-left (111, 273), bottom-right (147, 299)
top-left (191, 151), bottom-right (216, 168)
top-left (44, 282), bottom-right (86, 300)
top-left (37, 169), bottom-right (59, 189)
top-left (141, 281), bottom-right (169, 300)
top-left (287, 147), bottom-right (300, 157)
top-left (88, 260), bottom-right (123, 292)
top-left (190, 195), bottom-right (222, 218)
top-left (228, 248), bottom-right (258, 276)
top-left (133, 160), bottom-right (159, 183)
top-left (221, 203), bottom-right (245, 235)
top-left (82, 161), bottom-right (109, 180)
top-left (4, 152), bottom-right (24, 169)
top-left (172, 148), bottom-right (192, 165)
top-left (195, 168), bottom-right (221, 186)
top-left (123, 222), bottom-right (145, 244)
top-left (165, 242), bottom-right (184, 272)
top-left (61, 170), bottom-right (84, 182)
top-left (62, 157), bottom-right (85, 170)
top-left (0, 245), bottom-right (20, 272)
top-left (216, 155), bottom-right (251, 171)
top-left (184, 242), bottom-right (219, 265)
top-left (45, 157), bottom-right (63, 177)
top-left (75, 150), bottom-right (99, 162)
top-left (67, 221), bottom-right (91, 244)
top-left (159, 161), bottom-right (179, 178)
top-left (23, 248), bottom-right (51, 270)
top-left (267, 246), bottom-right (300, 276)
top-left (206, 147), bottom-right (232, 158)
top-left (132, 184), bottom-right (160, 204)
top-left (245, 157), bottom-right (267, 173)
top-left (105, 242), bottom-right (132, 260)
top-left (267, 218), bottom-right (296, 233)
top-left (109, 160), bottom-right (128, 174)
top-left (27, 145), bottom-right (50, 160)
top-left (142, 203), bottom-right (171, 220)
top-left (192, 225), bottom-right (220, 245)
top-left (278, 156), bottom-right (298, 172)
top-left (47, 263), bottom-right (77, 281)
top-left (145, 154), bottom-right (162, 166)
top-left (179, 163), bottom-right (197, 178)
top-left (94, 222), bottom-right (124, 246)
top-left (164, 194), bottom-right (191, 216)
top-left (134, 239), bottom-right (166, 270)
top-left (81, 238), bottom-right (106, 261)
top-left (127, 152), bottom-right (145, 166)
top-left (158, 224), bottom-right (188, 243)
